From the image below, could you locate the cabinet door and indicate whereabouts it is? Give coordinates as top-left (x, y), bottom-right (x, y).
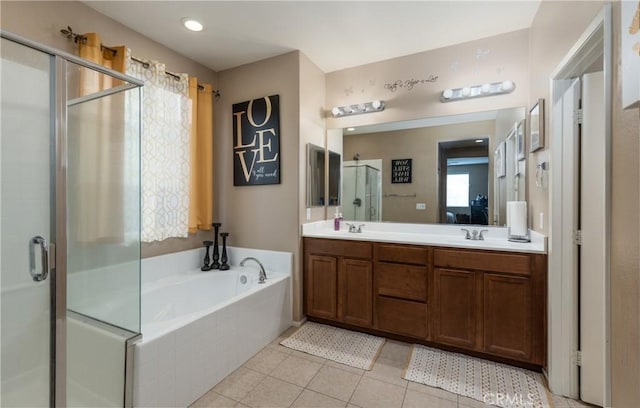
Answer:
top-left (433, 268), bottom-right (481, 349)
top-left (339, 259), bottom-right (373, 327)
top-left (484, 273), bottom-right (532, 361)
top-left (306, 255), bottom-right (338, 320)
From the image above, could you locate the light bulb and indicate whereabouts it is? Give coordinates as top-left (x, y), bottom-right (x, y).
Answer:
top-left (371, 100), bottom-right (382, 109)
top-left (481, 83), bottom-right (491, 94)
top-left (442, 89), bottom-right (453, 99)
top-left (331, 107), bottom-right (342, 116)
top-left (182, 18), bottom-right (203, 32)
top-left (501, 80), bottom-right (514, 92)
top-left (357, 103), bottom-right (366, 112)
top-left (461, 87), bottom-right (471, 97)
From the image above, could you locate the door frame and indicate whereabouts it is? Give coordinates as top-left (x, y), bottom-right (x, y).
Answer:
top-left (547, 4), bottom-right (612, 404)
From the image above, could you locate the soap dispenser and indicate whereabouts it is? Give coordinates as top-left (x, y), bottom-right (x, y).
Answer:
top-left (334, 207), bottom-right (340, 231)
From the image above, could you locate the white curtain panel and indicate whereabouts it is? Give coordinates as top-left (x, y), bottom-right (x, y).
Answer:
top-left (126, 49), bottom-right (192, 242)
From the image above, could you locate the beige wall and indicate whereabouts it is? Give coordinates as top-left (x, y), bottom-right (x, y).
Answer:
top-left (326, 29), bottom-right (529, 130)
top-left (297, 52), bottom-right (327, 320)
top-left (529, 1), bottom-right (639, 405)
top-left (216, 51), bottom-right (303, 321)
top-left (610, 2), bottom-right (640, 406)
top-left (0, 1), bottom-right (220, 258)
top-left (299, 53), bottom-right (327, 224)
top-left (343, 121), bottom-right (494, 224)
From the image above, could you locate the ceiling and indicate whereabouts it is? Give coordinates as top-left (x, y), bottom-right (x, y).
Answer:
top-left (85, 1), bottom-right (541, 73)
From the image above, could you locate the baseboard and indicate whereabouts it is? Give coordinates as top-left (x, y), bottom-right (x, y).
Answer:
top-left (292, 316), bottom-right (307, 327)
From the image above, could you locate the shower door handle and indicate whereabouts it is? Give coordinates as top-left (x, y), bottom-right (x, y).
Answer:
top-left (29, 236), bottom-right (49, 282)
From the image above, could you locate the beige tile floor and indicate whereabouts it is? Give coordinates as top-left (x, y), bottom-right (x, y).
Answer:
top-left (191, 327), bottom-right (596, 408)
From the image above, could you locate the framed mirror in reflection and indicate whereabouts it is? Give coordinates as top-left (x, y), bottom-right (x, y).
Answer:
top-left (328, 107), bottom-right (526, 226)
top-left (307, 143), bottom-right (341, 207)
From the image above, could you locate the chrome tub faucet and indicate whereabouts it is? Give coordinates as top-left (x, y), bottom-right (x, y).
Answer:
top-left (240, 257), bottom-right (267, 284)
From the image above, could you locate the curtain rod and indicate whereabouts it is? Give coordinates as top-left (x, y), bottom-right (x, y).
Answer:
top-left (60, 26), bottom-right (221, 97)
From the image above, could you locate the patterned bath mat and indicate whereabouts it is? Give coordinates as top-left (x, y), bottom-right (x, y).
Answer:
top-left (280, 322), bottom-right (385, 370)
top-left (403, 344), bottom-right (551, 408)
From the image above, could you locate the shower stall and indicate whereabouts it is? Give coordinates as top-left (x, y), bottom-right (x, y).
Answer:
top-left (1, 31), bottom-right (142, 406)
top-left (342, 163), bottom-right (382, 222)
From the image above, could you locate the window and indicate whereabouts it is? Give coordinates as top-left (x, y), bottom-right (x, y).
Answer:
top-left (447, 173), bottom-right (470, 207)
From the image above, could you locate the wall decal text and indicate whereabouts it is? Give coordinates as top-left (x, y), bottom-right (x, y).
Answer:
top-left (384, 74), bottom-right (439, 92)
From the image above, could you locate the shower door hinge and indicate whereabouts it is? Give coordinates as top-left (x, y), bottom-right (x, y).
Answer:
top-left (574, 230), bottom-right (583, 246)
top-left (574, 350), bottom-right (582, 366)
top-left (575, 108), bottom-right (583, 125)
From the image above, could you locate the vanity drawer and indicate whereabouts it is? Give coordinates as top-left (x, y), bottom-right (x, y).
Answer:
top-left (375, 243), bottom-right (429, 265)
top-left (433, 249), bottom-right (531, 276)
top-left (375, 262), bottom-right (427, 302)
top-left (376, 296), bottom-right (427, 338)
top-left (304, 238), bottom-right (372, 259)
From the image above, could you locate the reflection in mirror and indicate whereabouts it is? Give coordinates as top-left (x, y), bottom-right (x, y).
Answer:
top-left (306, 143), bottom-right (325, 207)
top-left (495, 120), bottom-right (527, 225)
top-left (307, 143), bottom-right (341, 208)
top-left (328, 151), bottom-right (341, 207)
top-left (342, 158), bottom-right (382, 221)
top-left (330, 107), bottom-right (526, 225)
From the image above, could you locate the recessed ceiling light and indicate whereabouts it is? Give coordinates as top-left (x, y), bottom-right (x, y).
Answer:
top-left (347, 127), bottom-right (356, 132)
top-left (475, 139), bottom-right (484, 143)
top-left (182, 18), bottom-right (203, 32)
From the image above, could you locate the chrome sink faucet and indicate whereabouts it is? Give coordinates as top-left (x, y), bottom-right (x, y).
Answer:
top-left (346, 223), bottom-right (364, 233)
top-left (240, 257), bottom-right (267, 284)
top-left (461, 228), bottom-right (489, 240)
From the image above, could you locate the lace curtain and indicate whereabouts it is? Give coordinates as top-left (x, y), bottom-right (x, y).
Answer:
top-left (126, 50), bottom-right (192, 242)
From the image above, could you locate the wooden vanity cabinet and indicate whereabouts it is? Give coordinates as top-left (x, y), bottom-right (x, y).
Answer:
top-left (303, 237), bottom-right (547, 368)
top-left (304, 238), bottom-right (373, 328)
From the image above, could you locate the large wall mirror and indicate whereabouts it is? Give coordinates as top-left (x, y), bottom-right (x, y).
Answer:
top-left (327, 107), bottom-right (526, 225)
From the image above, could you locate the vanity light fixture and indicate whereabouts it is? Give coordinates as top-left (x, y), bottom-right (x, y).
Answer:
top-left (440, 80), bottom-right (515, 102)
top-left (182, 18), bottom-right (203, 32)
top-left (331, 100), bottom-right (385, 117)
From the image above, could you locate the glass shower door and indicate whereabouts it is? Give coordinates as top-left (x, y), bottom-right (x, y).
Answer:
top-left (1, 37), bottom-right (54, 407)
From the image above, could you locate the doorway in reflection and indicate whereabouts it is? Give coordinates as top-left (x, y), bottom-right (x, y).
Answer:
top-left (438, 138), bottom-right (489, 225)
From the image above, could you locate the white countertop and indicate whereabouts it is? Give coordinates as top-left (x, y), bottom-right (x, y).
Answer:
top-left (302, 221), bottom-right (547, 254)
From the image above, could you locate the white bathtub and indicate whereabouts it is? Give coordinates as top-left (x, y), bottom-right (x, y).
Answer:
top-left (133, 247), bottom-right (293, 407)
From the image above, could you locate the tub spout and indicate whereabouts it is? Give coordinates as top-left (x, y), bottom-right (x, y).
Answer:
top-left (240, 257), bottom-right (267, 284)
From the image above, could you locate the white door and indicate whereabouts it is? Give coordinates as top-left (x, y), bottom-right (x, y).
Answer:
top-left (553, 77), bottom-right (582, 397)
top-left (579, 71), bottom-right (607, 406)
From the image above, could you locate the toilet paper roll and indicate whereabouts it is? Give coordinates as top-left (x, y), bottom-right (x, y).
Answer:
top-left (507, 201), bottom-right (528, 237)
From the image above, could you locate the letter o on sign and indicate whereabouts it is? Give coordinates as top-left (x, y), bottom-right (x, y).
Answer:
top-left (247, 97), bottom-right (272, 128)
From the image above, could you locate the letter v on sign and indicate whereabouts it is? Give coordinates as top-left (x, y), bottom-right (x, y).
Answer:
top-left (235, 148), bottom-right (260, 182)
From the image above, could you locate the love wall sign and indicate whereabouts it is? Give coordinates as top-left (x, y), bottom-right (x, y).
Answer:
top-left (232, 95), bottom-right (280, 186)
